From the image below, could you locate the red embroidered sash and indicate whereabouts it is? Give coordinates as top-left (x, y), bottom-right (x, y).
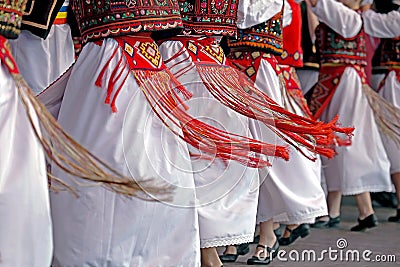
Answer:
top-left (309, 65), bottom-right (367, 120)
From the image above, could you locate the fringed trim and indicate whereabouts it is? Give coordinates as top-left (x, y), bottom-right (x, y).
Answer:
top-left (362, 84), bottom-right (400, 148)
top-left (133, 69), bottom-right (289, 168)
top-left (14, 76), bottom-right (168, 199)
top-left (195, 63), bottom-right (354, 159)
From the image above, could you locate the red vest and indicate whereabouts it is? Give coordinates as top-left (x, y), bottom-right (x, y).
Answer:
top-left (316, 23), bottom-right (367, 66)
top-left (277, 0), bottom-right (303, 67)
top-left (373, 37), bottom-right (400, 67)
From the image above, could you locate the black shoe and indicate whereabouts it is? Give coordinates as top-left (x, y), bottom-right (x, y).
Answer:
top-left (388, 208), bottom-right (400, 222)
top-left (350, 214), bottom-right (378, 231)
top-left (328, 215), bottom-right (341, 228)
top-left (371, 192), bottom-right (398, 208)
top-left (253, 235), bottom-right (260, 244)
top-left (247, 240), bottom-right (279, 265)
top-left (219, 244), bottom-right (250, 263)
top-left (274, 227), bottom-right (282, 239)
top-left (311, 218), bottom-right (330, 229)
top-left (278, 224), bottom-right (310, 246)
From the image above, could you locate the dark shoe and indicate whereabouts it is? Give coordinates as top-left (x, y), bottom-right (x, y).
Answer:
top-left (278, 224), bottom-right (310, 246)
top-left (388, 209), bottom-right (400, 222)
top-left (219, 244), bottom-right (250, 263)
top-left (274, 227), bottom-right (282, 239)
top-left (253, 235), bottom-right (260, 244)
top-left (247, 241), bottom-right (279, 265)
top-left (350, 214), bottom-right (378, 231)
top-left (311, 218), bottom-right (330, 229)
top-left (328, 215), bottom-right (341, 228)
top-left (371, 192), bottom-right (398, 208)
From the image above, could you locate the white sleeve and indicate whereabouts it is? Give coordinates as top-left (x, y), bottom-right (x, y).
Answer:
top-left (283, 0), bottom-right (293, 27)
top-left (237, 0), bottom-right (283, 29)
top-left (363, 10), bottom-right (400, 38)
top-left (311, 0), bottom-right (362, 38)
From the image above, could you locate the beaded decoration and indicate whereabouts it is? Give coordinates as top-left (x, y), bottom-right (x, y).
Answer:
top-left (227, 8), bottom-right (284, 55)
top-left (71, 0), bottom-right (183, 43)
top-left (0, 0), bottom-right (27, 39)
top-left (178, 0), bottom-right (239, 37)
top-left (316, 23), bottom-right (367, 66)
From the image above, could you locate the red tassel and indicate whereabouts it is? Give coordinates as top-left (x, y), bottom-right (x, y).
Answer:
top-left (133, 69), bottom-right (290, 168)
top-left (95, 46), bottom-right (119, 88)
top-left (195, 64), bottom-right (354, 159)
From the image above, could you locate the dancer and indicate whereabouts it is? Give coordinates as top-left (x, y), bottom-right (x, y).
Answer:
top-left (308, 0), bottom-right (400, 231)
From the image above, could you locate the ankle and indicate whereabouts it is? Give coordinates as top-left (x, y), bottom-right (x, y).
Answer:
top-left (359, 211), bottom-right (374, 220)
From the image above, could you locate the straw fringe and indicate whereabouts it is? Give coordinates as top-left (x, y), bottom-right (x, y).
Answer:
top-left (363, 84), bottom-right (400, 148)
top-left (14, 75), bottom-right (172, 200)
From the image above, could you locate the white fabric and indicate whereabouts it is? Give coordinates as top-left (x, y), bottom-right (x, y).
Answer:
top-left (10, 24), bottom-right (74, 95)
top-left (319, 67), bottom-right (392, 195)
top-left (283, 0), bottom-right (293, 27)
top-left (159, 40), bottom-right (259, 248)
top-left (252, 58), bottom-right (327, 224)
top-left (378, 71), bottom-right (400, 173)
top-left (50, 39), bottom-right (200, 266)
top-left (363, 9), bottom-right (400, 38)
top-left (0, 61), bottom-right (52, 266)
top-left (237, 0), bottom-right (283, 29)
top-left (312, 0), bottom-right (400, 38)
top-left (371, 73), bottom-right (385, 91)
top-left (297, 69), bottom-right (319, 94)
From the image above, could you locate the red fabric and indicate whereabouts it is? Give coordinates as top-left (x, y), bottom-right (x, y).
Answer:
top-left (0, 36), bottom-right (20, 75)
top-left (280, 65), bottom-right (312, 117)
top-left (277, 0), bottom-right (303, 68)
top-left (167, 36), bottom-right (227, 65)
top-left (227, 50), bottom-right (281, 82)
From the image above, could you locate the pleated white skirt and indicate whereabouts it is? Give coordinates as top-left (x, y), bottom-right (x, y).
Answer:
top-left (0, 61), bottom-right (52, 266)
top-left (253, 58), bottom-right (327, 224)
top-left (50, 39), bottom-right (200, 266)
top-left (320, 67), bottom-right (391, 195)
top-left (10, 24), bottom-right (74, 95)
top-left (159, 40), bottom-right (259, 247)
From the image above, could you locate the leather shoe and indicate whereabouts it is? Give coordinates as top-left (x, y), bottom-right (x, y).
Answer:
top-left (350, 214), bottom-right (378, 231)
top-left (278, 224), bottom-right (310, 246)
top-left (311, 218), bottom-right (330, 229)
top-left (388, 209), bottom-right (400, 222)
top-left (328, 215), bottom-right (341, 228)
top-left (219, 243), bottom-right (250, 263)
top-left (247, 240), bottom-right (279, 265)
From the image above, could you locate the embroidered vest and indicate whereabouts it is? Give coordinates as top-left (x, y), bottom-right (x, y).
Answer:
top-left (372, 37), bottom-right (400, 68)
top-left (21, 0), bottom-right (65, 38)
top-left (0, 0), bottom-right (27, 39)
top-left (227, 7), bottom-right (283, 55)
top-left (71, 0), bottom-right (183, 43)
top-left (178, 0), bottom-right (238, 37)
top-left (277, 0), bottom-right (303, 67)
top-left (316, 23), bottom-right (367, 66)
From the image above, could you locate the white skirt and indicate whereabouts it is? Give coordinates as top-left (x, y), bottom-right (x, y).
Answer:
top-left (320, 67), bottom-right (391, 195)
top-left (297, 69), bottom-right (319, 95)
top-left (50, 39), bottom-right (200, 266)
top-left (377, 71), bottom-right (400, 174)
top-left (0, 61), bottom-right (52, 266)
top-left (253, 58), bottom-right (327, 224)
top-left (9, 24), bottom-right (74, 95)
top-left (159, 40), bottom-right (259, 247)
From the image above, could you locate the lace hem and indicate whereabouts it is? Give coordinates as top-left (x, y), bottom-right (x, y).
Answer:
top-left (200, 234), bottom-right (253, 248)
